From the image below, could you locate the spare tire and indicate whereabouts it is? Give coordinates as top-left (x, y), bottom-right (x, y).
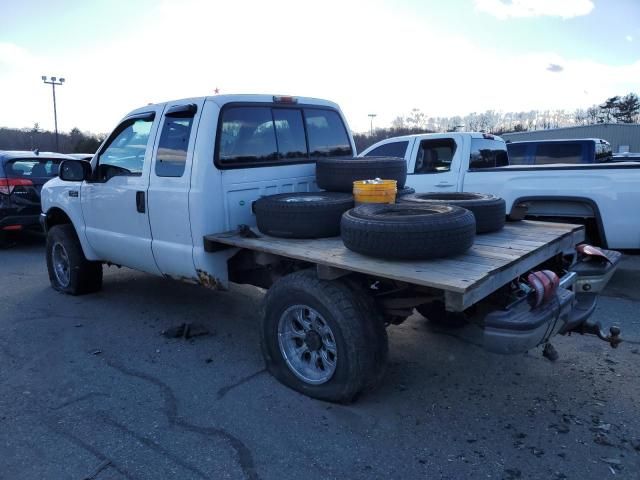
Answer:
top-left (316, 157), bottom-right (407, 192)
top-left (341, 203), bottom-right (475, 259)
top-left (254, 192), bottom-right (353, 238)
top-left (396, 186), bottom-right (415, 198)
top-left (399, 192), bottom-right (506, 233)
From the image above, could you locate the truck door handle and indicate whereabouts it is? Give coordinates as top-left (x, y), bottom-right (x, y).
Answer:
top-left (136, 191), bottom-right (146, 213)
top-left (435, 183), bottom-right (454, 188)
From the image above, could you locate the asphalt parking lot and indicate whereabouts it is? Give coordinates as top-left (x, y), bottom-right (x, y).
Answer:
top-left (1, 234), bottom-right (639, 480)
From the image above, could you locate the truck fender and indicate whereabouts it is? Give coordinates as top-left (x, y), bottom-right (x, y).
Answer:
top-left (42, 206), bottom-right (100, 261)
top-left (510, 195), bottom-right (607, 248)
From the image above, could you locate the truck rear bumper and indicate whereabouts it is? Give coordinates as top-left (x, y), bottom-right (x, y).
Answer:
top-left (483, 287), bottom-right (575, 354)
top-left (571, 249), bottom-right (621, 294)
top-left (482, 251), bottom-right (620, 354)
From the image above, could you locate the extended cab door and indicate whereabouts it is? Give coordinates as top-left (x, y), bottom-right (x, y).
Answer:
top-left (147, 100), bottom-right (204, 279)
top-left (406, 135), bottom-right (462, 191)
top-left (81, 109), bottom-right (163, 274)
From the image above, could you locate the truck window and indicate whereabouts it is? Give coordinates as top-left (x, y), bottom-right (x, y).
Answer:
top-left (216, 106), bottom-right (352, 168)
top-left (304, 109), bottom-right (352, 158)
top-left (506, 144), bottom-right (527, 165)
top-left (155, 116), bottom-right (195, 177)
top-left (414, 139), bottom-right (455, 174)
top-left (364, 141), bottom-right (409, 158)
top-left (97, 117), bottom-right (154, 178)
top-left (218, 107), bottom-right (278, 165)
top-left (534, 143), bottom-right (582, 164)
top-left (469, 138), bottom-right (509, 169)
top-left (274, 109), bottom-right (307, 159)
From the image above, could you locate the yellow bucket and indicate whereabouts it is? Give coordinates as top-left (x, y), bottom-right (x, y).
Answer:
top-left (353, 179), bottom-right (397, 205)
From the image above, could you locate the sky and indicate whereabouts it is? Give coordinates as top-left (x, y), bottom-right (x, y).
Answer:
top-left (0, 0), bottom-right (639, 135)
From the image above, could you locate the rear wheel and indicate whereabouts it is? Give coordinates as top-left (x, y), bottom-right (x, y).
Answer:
top-left (46, 224), bottom-right (102, 295)
top-left (260, 270), bottom-right (385, 402)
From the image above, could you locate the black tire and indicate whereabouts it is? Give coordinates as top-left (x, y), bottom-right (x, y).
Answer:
top-left (416, 300), bottom-right (468, 328)
top-left (260, 270), bottom-right (380, 403)
top-left (316, 156), bottom-right (407, 192)
top-left (341, 278), bottom-right (388, 391)
top-left (341, 203), bottom-right (475, 260)
top-left (46, 224), bottom-right (102, 295)
top-left (396, 186), bottom-right (415, 198)
top-left (399, 192), bottom-right (506, 233)
top-left (254, 192), bottom-right (353, 238)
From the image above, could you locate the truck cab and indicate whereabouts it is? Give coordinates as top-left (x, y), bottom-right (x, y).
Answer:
top-left (360, 132), bottom-right (508, 192)
top-left (41, 94), bottom-right (355, 285)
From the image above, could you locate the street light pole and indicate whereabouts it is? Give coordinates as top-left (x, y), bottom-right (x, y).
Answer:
top-left (41, 75), bottom-right (65, 151)
top-left (368, 113), bottom-right (377, 137)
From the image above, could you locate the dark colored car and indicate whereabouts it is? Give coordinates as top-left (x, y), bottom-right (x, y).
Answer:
top-left (0, 150), bottom-right (74, 233)
top-left (507, 138), bottom-right (612, 165)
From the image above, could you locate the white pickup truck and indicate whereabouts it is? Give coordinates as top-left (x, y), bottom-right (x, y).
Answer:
top-left (41, 95), bottom-right (621, 403)
top-left (361, 133), bottom-right (640, 249)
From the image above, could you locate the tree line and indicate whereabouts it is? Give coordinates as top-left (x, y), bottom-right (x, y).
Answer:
top-left (354, 92), bottom-right (640, 152)
top-left (0, 124), bottom-right (103, 153)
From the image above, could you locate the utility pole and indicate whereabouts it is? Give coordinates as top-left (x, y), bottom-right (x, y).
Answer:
top-left (42, 76), bottom-right (65, 151)
top-left (368, 113), bottom-right (377, 137)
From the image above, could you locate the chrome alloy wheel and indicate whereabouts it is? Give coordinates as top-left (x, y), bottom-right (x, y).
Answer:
top-left (277, 305), bottom-right (338, 385)
top-left (52, 242), bottom-right (71, 287)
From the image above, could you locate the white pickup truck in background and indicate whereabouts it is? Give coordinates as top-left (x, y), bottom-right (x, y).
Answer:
top-left (361, 133), bottom-right (640, 249)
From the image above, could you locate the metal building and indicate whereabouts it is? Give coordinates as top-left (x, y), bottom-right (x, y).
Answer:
top-left (501, 123), bottom-right (640, 153)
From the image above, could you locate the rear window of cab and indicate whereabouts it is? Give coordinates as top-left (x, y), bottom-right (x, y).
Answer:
top-left (215, 105), bottom-right (353, 168)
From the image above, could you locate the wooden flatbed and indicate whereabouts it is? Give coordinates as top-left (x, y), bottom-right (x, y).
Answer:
top-left (204, 220), bottom-right (584, 312)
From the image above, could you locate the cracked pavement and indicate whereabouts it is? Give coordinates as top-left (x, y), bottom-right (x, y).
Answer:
top-left (1, 234), bottom-right (639, 479)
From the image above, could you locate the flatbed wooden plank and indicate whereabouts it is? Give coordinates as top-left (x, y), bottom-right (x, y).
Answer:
top-left (204, 220), bottom-right (585, 312)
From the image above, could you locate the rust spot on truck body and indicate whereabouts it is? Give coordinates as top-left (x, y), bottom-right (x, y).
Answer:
top-left (196, 269), bottom-right (226, 290)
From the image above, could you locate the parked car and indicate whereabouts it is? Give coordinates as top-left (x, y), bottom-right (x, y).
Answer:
top-left (506, 138), bottom-right (612, 165)
top-left (0, 150), bottom-right (74, 233)
top-left (361, 133), bottom-right (640, 249)
top-left (40, 95), bottom-right (620, 402)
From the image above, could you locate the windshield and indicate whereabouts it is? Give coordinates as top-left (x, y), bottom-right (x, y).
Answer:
top-left (469, 138), bottom-right (508, 169)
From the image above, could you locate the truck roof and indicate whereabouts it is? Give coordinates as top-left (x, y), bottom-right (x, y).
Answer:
top-left (507, 138), bottom-right (610, 145)
top-left (366, 132), bottom-right (506, 142)
top-left (124, 94), bottom-right (342, 118)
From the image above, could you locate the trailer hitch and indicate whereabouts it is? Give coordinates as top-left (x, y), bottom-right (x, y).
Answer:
top-left (570, 321), bottom-right (622, 348)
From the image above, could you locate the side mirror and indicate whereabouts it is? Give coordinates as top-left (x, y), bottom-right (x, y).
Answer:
top-left (59, 159), bottom-right (91, 182)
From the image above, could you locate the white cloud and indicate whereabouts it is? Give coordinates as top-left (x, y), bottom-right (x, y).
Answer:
top-left (626, 35), bottom-right (633, 42)
top-left (474, 0), bottom-right (594, 19)
top-left (0, 0), bottom-right (636, 135)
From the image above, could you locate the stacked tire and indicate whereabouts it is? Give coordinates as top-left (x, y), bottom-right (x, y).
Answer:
top-left (253, 156), bottom-right (408, 239)
top-left (253, 192), bottom-right (353, 239)
top-left (316, 157), bottom-right (407, 192)
top-left (398, 192), bottom-right (506, 234)
top-left (341, 203), bottom-right (476, 259)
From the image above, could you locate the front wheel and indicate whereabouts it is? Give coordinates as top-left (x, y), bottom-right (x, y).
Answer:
top-left (260, 270), bottom-right (385, 403)
top-left (46, 224), bottom-right (103, 295)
